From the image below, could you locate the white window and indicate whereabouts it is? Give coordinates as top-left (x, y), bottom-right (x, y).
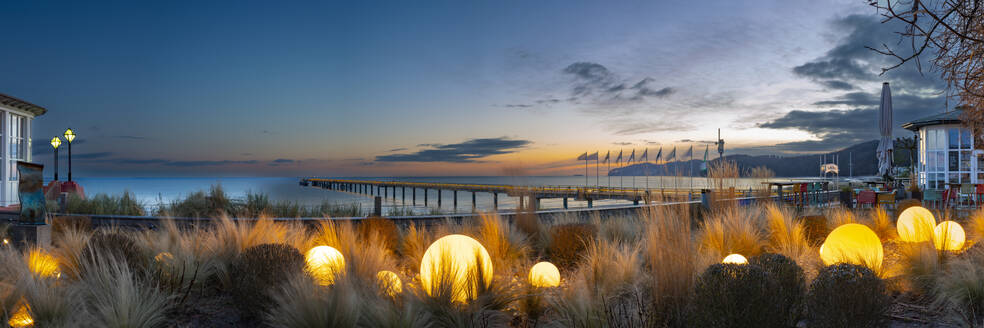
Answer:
top-left (8, 114), bottom-right (26, 181)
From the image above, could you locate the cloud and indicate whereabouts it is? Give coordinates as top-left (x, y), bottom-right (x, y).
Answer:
top-left (116, 158), bottom-right (169, 165)
top-left (388, 148), bottom-right (407, 152)
top-left (375, 137), bottom-right (531, 163)
top-left (608, 120), bottom-right (696, 136)
top-left (562, 62), bottom-right (675, 104)
top-left (109, 135), bottom-right (149, 140)
top-left (69, 152), bottom-right (114, 160)
top-left (165, 160), bottom-right (259, 167)
top-left (760, 14), bottom-right (948, 153)
top-left (612, 142), bottom-right (633, 146)
top-left (268, 158), bottom-right (295, 166)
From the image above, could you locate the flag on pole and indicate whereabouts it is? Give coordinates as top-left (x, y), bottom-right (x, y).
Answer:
top-left (684, 146), bottom-right (693, 160)
top-left (655, 147), bottom-right (662, 162)
top-left (615, 150), bottom-right (623, 163)
top-left (667, 147), bottom-right (677, 161)
top-left (627, 149), bottom-right (636, 163)
top-left (577, 152), bottom-right (588, 161)
top-left (587, 152), bottom-right (599, 161)
top-left (603, 151), bottom-right (610, 163)
top-left (640, 149), bottom-right (648, 162)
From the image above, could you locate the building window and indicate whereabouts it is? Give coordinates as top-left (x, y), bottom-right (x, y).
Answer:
top-left (8, 114), bottom-right (26, 181)
top-left (921, 126), bottom-right (980, 189)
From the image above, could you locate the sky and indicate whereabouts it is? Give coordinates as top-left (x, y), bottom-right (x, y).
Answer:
top-left (0, 1), bottom-right (952, 177)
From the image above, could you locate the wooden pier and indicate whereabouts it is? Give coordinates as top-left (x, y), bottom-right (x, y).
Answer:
top-left (300, 178), bottom-right (701, 210)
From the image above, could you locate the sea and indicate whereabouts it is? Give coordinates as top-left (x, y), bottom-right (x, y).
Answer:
top-left (74, 176), bottom-right (807, 216)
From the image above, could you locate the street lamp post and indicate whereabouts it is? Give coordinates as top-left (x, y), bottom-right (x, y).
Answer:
top-left (50, 137), bottom-right (61, 181)
top-left (63, 128), bottom-right (75, 181)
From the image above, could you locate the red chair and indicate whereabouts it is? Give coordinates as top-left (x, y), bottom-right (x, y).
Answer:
top-left (857, 190), bottom-right (876, 209)
top-left (942, 188), bottom-right (959, 209)
top-left (799, 183), bottom-right (808, 206)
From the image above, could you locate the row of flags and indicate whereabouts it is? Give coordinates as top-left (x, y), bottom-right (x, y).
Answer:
top-left (577, 145), bottom-right (709, 167)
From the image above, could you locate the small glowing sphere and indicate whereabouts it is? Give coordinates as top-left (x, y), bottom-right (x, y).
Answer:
top-left (529, 261), bottom-right (561, 288)
top-left (305, 246), bottom-right (345, 286)
top-left (376, 270), bottom-right (403, 296)
top-left (820, 223), bottom-right (883, 270)
top-left (819, 243), bottom-right (825, 255)
top-left (27, 249), bottom-right (59, 278)
top-left (8, 303), bottom-right (32, 328)
top-left (933, 221), bottom-right (966, 251)
top-left (419, 234), bottom-right (493, 303)
top-left (722, 254), bottom-right (748, 265)
top-left (897, 206), bottom-right (936, 242)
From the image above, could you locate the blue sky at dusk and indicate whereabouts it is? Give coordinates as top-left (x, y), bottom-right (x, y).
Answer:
top-left (0, 1), bottom-right (949, 177)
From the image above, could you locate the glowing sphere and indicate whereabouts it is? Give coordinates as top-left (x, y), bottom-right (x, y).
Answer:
top-left (897, 206), bottom-right (936, 242)
top-left (529, 261), bottom-right (561, 288)
top-left (305, 246), bottom-right (345, 286)
top-left (376, 270), bottom-right (403, 296)
top-left (27, 249), bottom-right (58, 278)
top-left (933, 221), bottom-right (966, 251)
top-left (722, 253), bottom-right (748, 265)
top-left (8, 303), bottom-right (32, 328)
top-left (419, 234), bottom-right (493, 303)
top-left (820, 223), bottom-right (883, 270)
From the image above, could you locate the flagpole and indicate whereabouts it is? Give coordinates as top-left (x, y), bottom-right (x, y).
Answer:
top-left (607, 158), bottom-right (611, 189)
top-left (584, 158), bottom-right (588, 187)
top-left (596, 157), bottom-right (599, 187)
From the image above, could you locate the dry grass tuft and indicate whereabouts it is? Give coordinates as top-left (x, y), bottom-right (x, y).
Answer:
top-left (763, 204), bottom-right (819, 280)
top-left (698, 206), bottom-right (766, 260)
top-left (866, 207), bottom-right (898, 241)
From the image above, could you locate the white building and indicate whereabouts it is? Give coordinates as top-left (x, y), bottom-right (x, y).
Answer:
top-left (903, 110), bottom-right (981, 190)
top-left (0, 93), bottom-right (45, 205)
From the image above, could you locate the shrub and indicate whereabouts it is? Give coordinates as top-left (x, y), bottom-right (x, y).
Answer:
top-left (932, 248), bottom-right (984, 326)
top-left (798, 215), bottom-right (828, 246)
top-left (79, 231), bottom-right (147, 279)
top-left (750, 253), bottom-right (806, 326)
top-left (547, 223), bottom-right (597, 268)
top-left (230, 243), bottom-right (305, 318)
top-left (897, 199), bottom-right (922, 216)
top-left (806, 263), bottom-right (890, 328)
top-left (689, 263), bottom-right (785, 328)
top-left (357, 217), bottom-right (400, 252)
top-left (63, 192), bottom-right (145, 216)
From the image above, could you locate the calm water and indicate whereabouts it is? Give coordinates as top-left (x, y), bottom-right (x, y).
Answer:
top-left (74, 176), bottom-right (802, 216)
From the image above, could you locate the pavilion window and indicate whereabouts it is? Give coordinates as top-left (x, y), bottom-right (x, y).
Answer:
top-left (8, 114), bottom-right (25, 181)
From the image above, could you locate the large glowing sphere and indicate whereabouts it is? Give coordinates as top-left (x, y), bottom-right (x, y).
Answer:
top-left (897, 206), bottom-right (936, 242)
top-left (8, 303), bottom-right (32, 328)
top-left (722, 253), bottom-right (748, 264)
top-left (933, 221), bottom-right (966, 251)
top-left (529, 261), bottom-right (561, 288)
top-left (376, 270), bottom-right (403, 296)
top-left (419, 234), bottom-right (493, 303)
top-left (820, 223), bottom-right (884, 270)
top-left (305, 246), bottom-right (345, 286)
top-left (27, 249), bottom-right (58, 278)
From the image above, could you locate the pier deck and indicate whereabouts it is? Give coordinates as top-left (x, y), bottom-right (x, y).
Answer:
top-left (300, 178), bottom-right (700, 209)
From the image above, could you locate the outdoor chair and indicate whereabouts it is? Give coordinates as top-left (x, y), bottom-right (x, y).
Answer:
top-left (857, 190), bottom-right (876, 209)
top-left (923, 190), bottom-right (942, 208)
top-left (797, 183), bottom-right (807, 206)
top-left (876, 193), bottom-right (894, 209)
top-left (976, 184), bottom-right (984, 207)
top-left (961, 183), bottom-right (976, 207)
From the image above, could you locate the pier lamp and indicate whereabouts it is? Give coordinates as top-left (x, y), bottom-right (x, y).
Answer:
top-left (50, 137), bottom-right (61, 181)
top-left (63, 128), bottom-right (75, 181)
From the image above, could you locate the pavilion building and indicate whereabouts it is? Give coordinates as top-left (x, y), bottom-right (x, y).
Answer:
top-left (903, 109), bottom-right (981, 190)
top-left (0, 93), bottom-right (46, 205)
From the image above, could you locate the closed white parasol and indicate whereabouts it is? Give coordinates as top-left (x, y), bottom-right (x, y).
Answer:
top-left (877, 82), bottom-right (893, 177)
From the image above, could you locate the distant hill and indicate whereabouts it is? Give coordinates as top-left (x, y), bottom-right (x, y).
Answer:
top-left (607, 140), bottom-right (910, 177)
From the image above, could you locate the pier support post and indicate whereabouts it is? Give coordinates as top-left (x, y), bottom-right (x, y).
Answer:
top-left (412, 188), bottom-right (416, 205)
top-left (438, 190), bottom-right (442, 207)
top-left (402, 187), bottom-right (405, 203)
top-left (373, 196), bottom-right (382, 217)
top-left (563, 197), bottom-right (568, 209)
top-left (493, 193), bottom-right (498, 210)
top-left (472, 192), bottom-right (476, 211)
top-left (453, 191), bottom-right (458, 209)
top-left (587, 198), bottom-right (593, 208)
top-left (384, 186), bottom-right (388, 198)
top-left (633, 199), bottom-right (639, 205)
top-left (535, 197), bottom-right (541, 210)
top-left (424, 189), bottom-right (428, 206)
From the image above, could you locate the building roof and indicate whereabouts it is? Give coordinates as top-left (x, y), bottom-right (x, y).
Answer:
top-left (0, 93), bottom-right (47, 117)
top-left (902, 110), bottom-right (962, 131)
